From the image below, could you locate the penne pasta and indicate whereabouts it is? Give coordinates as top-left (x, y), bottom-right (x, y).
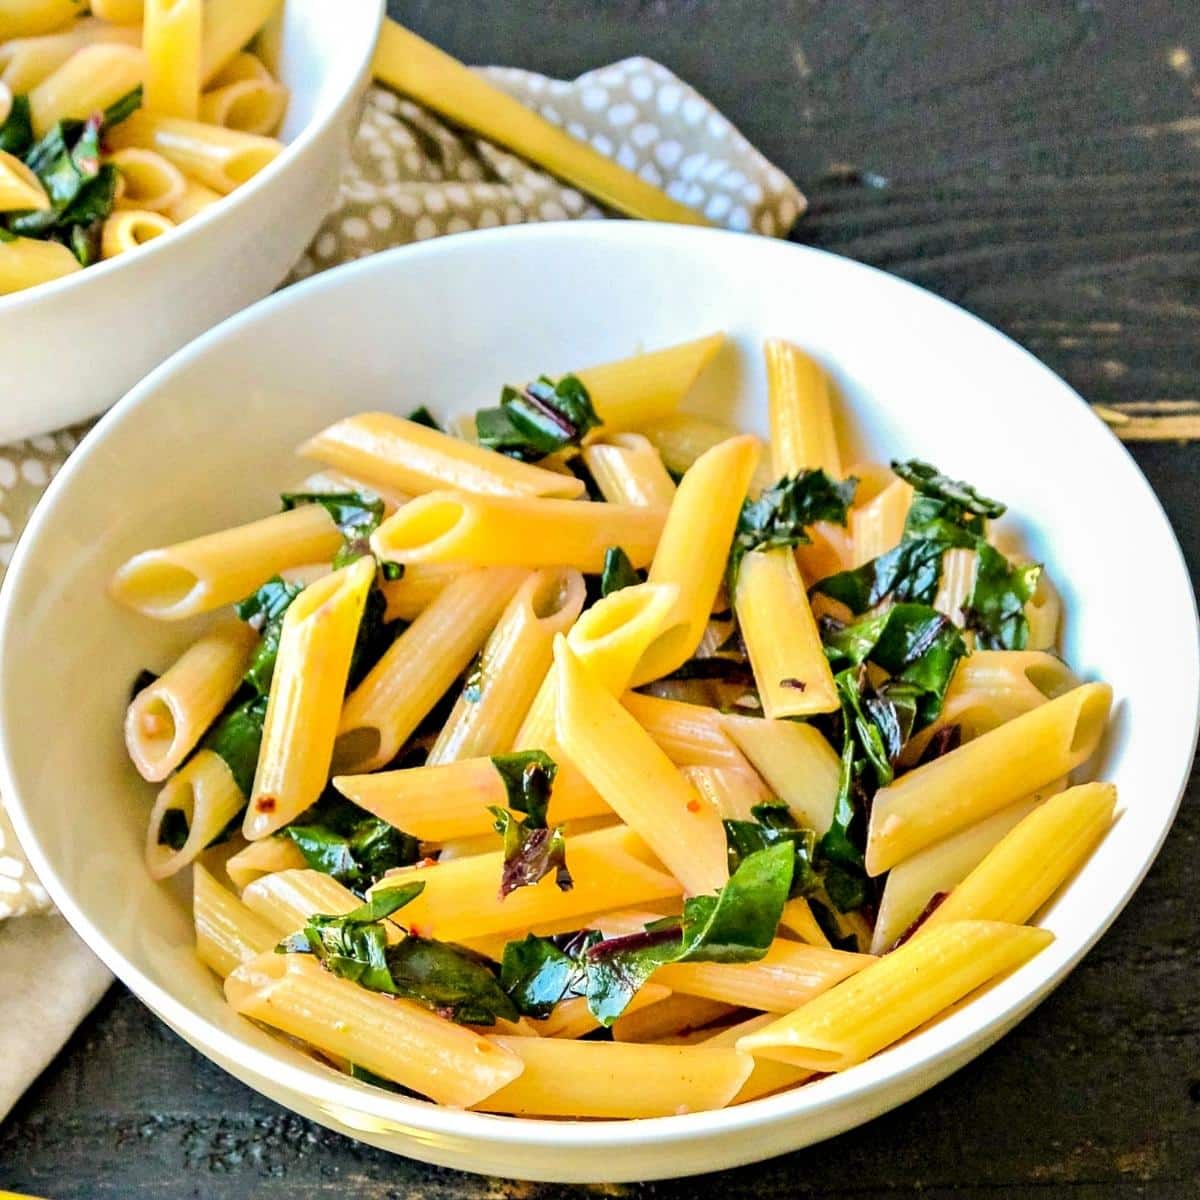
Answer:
top-left (574, 332), bottom-right (725, 434)
top-left (721, 714), bottom-right (841, 834)
top-left (244, 558), bottom-right (376, 840)
top-left (145, 750), bottom-right (245, 880)
top-left (581, 432), bottom-right (677, 507)
top-left (200, 76), bottom-right (288, 136)
top-left (108, 147), bottom-right (187, 213)
top-left (379, 561), bottom-right (464, 622)
top-left (0, 0), bottom-right (83, 42)
top-left (427, 568), bottom-right (586, 764)
top-left (334, 567), bottom-right (526, 774)
top-left (474, 1037), bottom-right (752, 1118)
top-left (164, 176), bottom-right (221, 223)
top-left (611, 993), bottom-right (737, 1044)
top-left (239, 867), bottom-right (362, 934)
top-left (555, 637), bottom-right (729, 896)
top-left (28, 42), bottom-right (145, 136)
top-left (199, 0), bottom-right (282, 86)
top-left (106, 111), bottom-right (283, 194)
top-left (921, 782), bottom-right (1117, 931)
top-left (623, 691), bottom-right (752, 770)
top-left (702, 1014), bottom-right (813, 1103)
top-left (764, 337), bottom-right (843, 479)
top-left (371, 490), bottom-right (667, 573)
top-left (125, 618), bottom-right (257, 782)
top-left (100, 207), bottom-right (174, 258)
top-left (143, 0), bottom-right (202, 120)
top-left (642, 412), bottom-right (777, 494)
top-left (529, 983), bottom-right (672, 1040)
top-left (867, 682), bottom-right (1112, 875)
top-left (735, 548), bottom-right (839, 717)
top-left (224, 836), bottom-right (307, 892)
top-left (0, 149), bottom-right (49, 211)
top-left (298, 411), bottom-right (585, 501)
top-left (110, 504), bottom-right (342, 621)
top-left (778, 897), bottom-right (832, 948)
top-left (226, 952), bottom-right (524, 1107)
top-left (632, 434), bottom-right (761, 684)
top-left (0, 232), bottom-right (80, 292)
top-left (1025, 570), bottom-right (1062, 652)
top-left (849, 476), bottom-right (913, 566)
top-left (678, 765), bottom-right (774, 821)
top-left (193, 862), bottom-right (280, 979)
top-left (209, 51), bottom-right (273, 87)
top-left (738, 921), bottom-right (1053, 1071)
top-left (369, 824), bottom-right (682, 943)
top-left (90, 0), bottom-right (144, 19)
top-left (1, 20), bottom-right (143, 94)
top-left (933, 546), bottom-right (978, 627)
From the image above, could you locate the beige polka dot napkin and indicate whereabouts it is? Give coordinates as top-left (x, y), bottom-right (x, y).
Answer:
top-left (0, 59), bottom-right (803, 921)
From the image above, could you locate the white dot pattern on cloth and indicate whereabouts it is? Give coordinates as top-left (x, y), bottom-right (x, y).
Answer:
top-left (0, 59), bottom-right (805, 921)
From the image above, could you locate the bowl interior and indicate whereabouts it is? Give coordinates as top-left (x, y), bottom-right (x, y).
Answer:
top-left (1, 224), bottom-right (1195, 1161)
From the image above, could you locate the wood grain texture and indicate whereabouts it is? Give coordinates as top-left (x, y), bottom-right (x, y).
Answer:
top-left (3, 1), bottom-right (1199, 1195)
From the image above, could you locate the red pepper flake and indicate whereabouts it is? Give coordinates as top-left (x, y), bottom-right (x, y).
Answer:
top-left (686, 797), bottom-right (701, 813)
top-left (255, 795), bottom-right (276, 812)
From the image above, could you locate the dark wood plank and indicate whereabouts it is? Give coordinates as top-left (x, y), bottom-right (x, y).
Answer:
top-left (3, 1), bottom-right (1199, 1195)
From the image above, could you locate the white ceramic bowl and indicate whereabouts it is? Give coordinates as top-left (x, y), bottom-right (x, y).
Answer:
top-left (1, 223), bottom-right (1196, 1183)
top-left (0, 0), bottom-right (383, 444)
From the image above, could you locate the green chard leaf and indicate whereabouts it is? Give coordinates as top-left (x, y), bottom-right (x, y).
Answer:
top-left (499, 930), bottom-right (598, 1019)
top-left (235, 576), bottom-right (304, 696)
top-left (406, 405), bottom-right (441, 430)
top-left (279, 883), bottom-right (519, 1024)
top-left (156, 807), bottom-right (191, 851)
top-left (488, 751), bottom-right (571, 897)
top-left (599, 546), bottom-right (644, 596)
top-left (724, 802), bottom-right (821, 897)
top-left (962, 542), bottom-right (1042, 650)
top-left (476, 373), bottom-right (600, 461)
top-left (892, 458), bottom-right (1007, 519)
top-left (282, 789), bottom-right (420, 893)
top-left (279, 490), bottom-right (386, 570)
top-left (727, 470), bottom-right (856, 593)
top-left (0, 95), bottom-right (33, 157)
top-left (100, 85), bottom-right (144, 130)
top-left (202, 693), bottom-right (268, 797)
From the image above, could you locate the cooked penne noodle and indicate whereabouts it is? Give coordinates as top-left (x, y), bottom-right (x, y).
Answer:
top-left (226, 952), bottom-right (524, 1107)
top-left (849, 476), bottom-right (913, 565)
top-left (1025, 570), bottom-right (1062, 651)
top-left (738, 921), bottom-right (1053, 1071)
top-left (239, 867), bottom-right (362, 934)
top-left (193, 862), bottom-right (280, 979)
top-left (427, 568), bottom-right (586, 764)
top-left (90, 0), bottom-right (144, 20)
top-left (555, 637), bottom-right (729, 896)
top-left (0, 0), bottom-right (83, 42)
top-left (778, 897), bottom-right (832, 948)
top-left (125, 619), bottom-right (257, 782)
top-left (867, 682), bottom-right (1112, 875)
top-left (369, 825), bottom-right (682, 943)
top-left (721, 714), bottom-right (841, 834)
top-left (0, 149), bottom-right (48, 211)
top-left (28, 42), bottom-right (145, 136)
top-left (0, 21), bottom-right (142, 94)
top-left (735, 548), bottom-right (839, 717)
top-left (869, 788), bottom-right (1054, 954)
top-left (163, 176), bottom-right (221, 222)
top-left (145, 750), bottom-right (245, 880)
top-left (612, 994), bottom-right (739, 1044)
top-left (209, 50), bottom-right (273, 87)
top-left (200, 77), bottom-right (288, 136)
top-left (335, 754), bottom-right (604, 842)
top-left (0, 232), bottom-right (80, 292)
top-left (110, 503), bottom-right (343, 620)
top-left (100, 207), bottom-right (174, 258)
top-left (224, 836), bottom-right (307, 892)
top-left (702, 1014), bottom-right (814, 1103)
top-left (574, 332), bottom-right (725, 434)
top-left (244, 558), bottom-right (376, 840)
top-left (379, 561), bottom-right (464, 622)
top-left (474, 1037), bottom-right (752, 1118)
top-left (298, 411), bottom-right (584, 501)
top-left (530, 983), bottom-right (672, 1040)
top-left (921, 782), bottom-right (1117, 931)
top-left (372, 490), bottom-right (667, 573)
top-left (632, 434), bottom-right (761, 684)
top-left (623, 692), bottom-right (752, 770)
top-left (641, 412), bottom-right (776, 493)
top-left (335, 567), bottom-right (526, 774)
top-left (106, 112), bottom-right (283, 194)
top-left (199, 0), bottom-right (282, 86)
top-left (764, 338), bottom-right (843, 479)
top-left (679, 765), bottom-right (773, 821)
top-left (933, 546), bottom-right (978, 627)
top-left (108, 147), bottom-right (187, 213)
top-left (793, 519), bottom-right (856, 585)
top-left (654, 939), bottom-right (874, 1013)
top-left (581, 433), bottom-right (677, 507)
top-left (143, 0), bottom-right (202, 120)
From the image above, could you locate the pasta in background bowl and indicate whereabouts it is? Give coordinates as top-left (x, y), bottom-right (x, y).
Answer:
top-left (0, 0), bottom-right (383, 442)
top-left (0, 222), bottom-right (1195, 1182)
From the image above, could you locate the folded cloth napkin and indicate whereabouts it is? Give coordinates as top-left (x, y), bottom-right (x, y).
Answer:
top-left (0, 58), bottom-right (803, 1121)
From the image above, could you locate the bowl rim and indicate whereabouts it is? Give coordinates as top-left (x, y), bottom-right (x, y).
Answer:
top-left (2, 220), bottom-right (1197, 1153)
top-left (0, 0), bottom-right (385, 317)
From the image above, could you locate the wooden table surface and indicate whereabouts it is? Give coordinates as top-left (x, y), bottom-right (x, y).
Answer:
top-left (4, 2), bottom-right (1199, 1196)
